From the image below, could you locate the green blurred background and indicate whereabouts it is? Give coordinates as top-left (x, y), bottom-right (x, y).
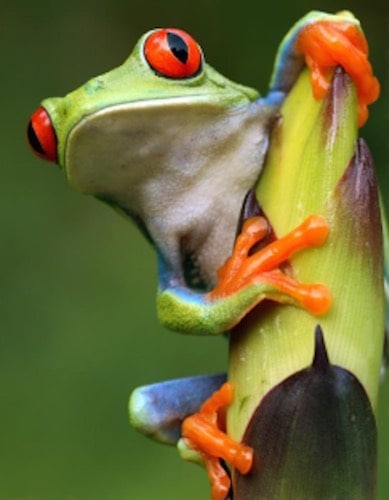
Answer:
top-left (1, 0), bottom-right (388, 498)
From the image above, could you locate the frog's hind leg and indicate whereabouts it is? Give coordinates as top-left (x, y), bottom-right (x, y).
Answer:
top-left (129, 373), bottom-right (227, 445)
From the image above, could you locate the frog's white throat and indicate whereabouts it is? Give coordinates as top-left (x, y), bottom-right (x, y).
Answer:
top-left (66, 98), bottom-right (274, 285)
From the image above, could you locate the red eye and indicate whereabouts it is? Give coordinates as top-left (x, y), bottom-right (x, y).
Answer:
top-left (144, 28), bottom-right (202, 79)
top-left (27, 106), bottom-right (58, 163)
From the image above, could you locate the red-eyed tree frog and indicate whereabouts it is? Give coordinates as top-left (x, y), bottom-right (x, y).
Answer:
top-left (27, 10), bottom-right (385, 499)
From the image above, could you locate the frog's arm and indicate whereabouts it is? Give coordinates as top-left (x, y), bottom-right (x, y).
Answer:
top-left (266, 10), bottom-right (380, 126)
top-left (157, 197), bottom-right (331, 336)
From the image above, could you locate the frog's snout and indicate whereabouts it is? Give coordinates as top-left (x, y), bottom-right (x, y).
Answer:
top-left (27, 106), bottom-right (58, 163)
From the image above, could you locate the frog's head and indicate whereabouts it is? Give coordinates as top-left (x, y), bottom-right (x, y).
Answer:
top-left (27, 29), bottom-right (262, 205)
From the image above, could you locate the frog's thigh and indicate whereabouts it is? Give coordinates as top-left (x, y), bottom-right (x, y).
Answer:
top-left (129, 373), bottom-right (227, 444)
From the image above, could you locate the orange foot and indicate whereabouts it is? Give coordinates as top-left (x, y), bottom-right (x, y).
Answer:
top-left (182, 382), bottom-right (253, 500)
top-left (209, 214), bottom-right (331, 316)
top-left (296, 17), bottom-right (380, 126)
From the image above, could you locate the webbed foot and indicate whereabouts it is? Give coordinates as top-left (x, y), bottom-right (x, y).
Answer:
top-left (296, 14), bottom-right (380, 126)
top-left (182, 382), bottom-right (253, 500)
top-left (209, 214), bottom-right (331, 316)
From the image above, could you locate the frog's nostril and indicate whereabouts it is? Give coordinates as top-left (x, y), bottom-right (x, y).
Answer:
top-left (27, 106), bottom-right (58, 163)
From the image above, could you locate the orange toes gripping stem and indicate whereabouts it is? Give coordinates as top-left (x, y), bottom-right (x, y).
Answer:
top-left (208, 214), bottom-right (331, 316)
top-left (296, 18), bottom-right (380, 126)
top-left (182, 382), bottom-right (254, 500)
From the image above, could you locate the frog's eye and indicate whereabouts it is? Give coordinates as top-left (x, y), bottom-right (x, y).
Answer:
top-left (144, 28), bottom-right (202, 79)
top-left (27, 106), bottom-right (58, 163)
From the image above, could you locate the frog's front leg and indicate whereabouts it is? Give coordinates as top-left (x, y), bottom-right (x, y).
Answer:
top-left (157, 212), bottom-right (331, 336)
top-left (267, 10), bottom-right (379, 126)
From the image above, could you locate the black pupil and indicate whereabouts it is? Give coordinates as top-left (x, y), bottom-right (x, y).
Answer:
top-left (27, 121), bottom-right (45, 155)
top-left (167, 32), bottom-right (188, 64)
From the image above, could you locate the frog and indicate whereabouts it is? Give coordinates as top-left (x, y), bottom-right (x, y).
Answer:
top-left (27, 10), bottom-right (384, 500)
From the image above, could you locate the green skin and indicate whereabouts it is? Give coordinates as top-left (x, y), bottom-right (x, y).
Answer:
top-left (31, 11), bottom-right (388, 446)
